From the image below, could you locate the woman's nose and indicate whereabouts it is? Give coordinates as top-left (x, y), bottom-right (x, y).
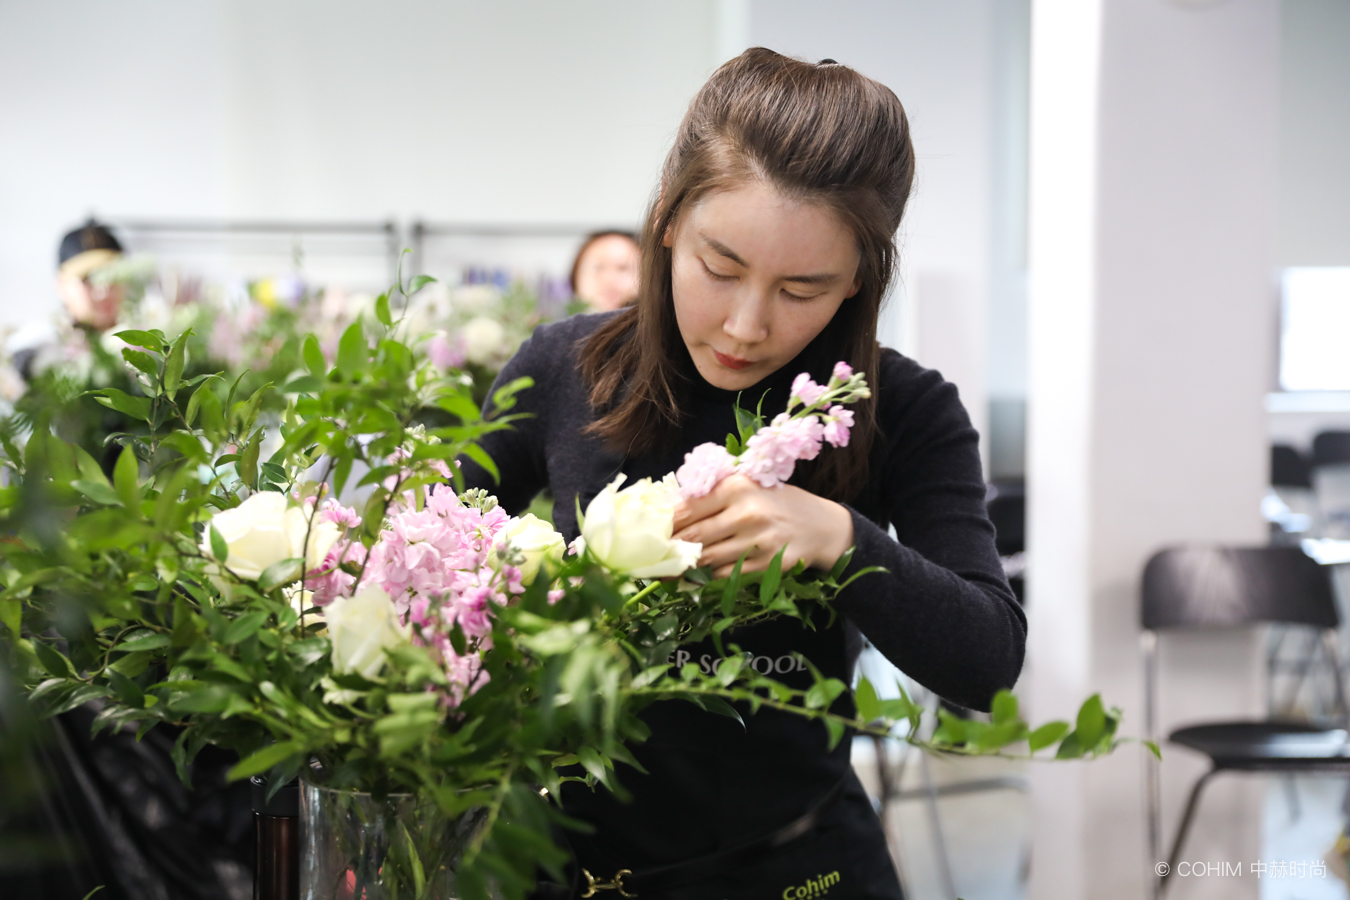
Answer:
top-left (722, 290), bottom-right (771, 345)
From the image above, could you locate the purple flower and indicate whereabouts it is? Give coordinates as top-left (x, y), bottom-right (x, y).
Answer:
top-left (790, 372), bottom-right (828, 408)
top-left (676, 442), bottom-right (739, 499)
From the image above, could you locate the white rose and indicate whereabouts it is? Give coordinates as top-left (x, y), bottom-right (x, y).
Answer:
top-left (497, 513), bottom-right (565, 585)
top-left (581, 473), bottom-right (702, 579)
top-left (325, 585), bottom-right (410, 680)
top-left (202, 492), bottom-right (341, 581)
top-left (461, 316), bottom-right (506, 365)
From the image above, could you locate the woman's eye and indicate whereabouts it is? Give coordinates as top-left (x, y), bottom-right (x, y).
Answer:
top-left (783, 289), bottom-right (819, 302)
top-left (702, 261), bottom-right (736, 282)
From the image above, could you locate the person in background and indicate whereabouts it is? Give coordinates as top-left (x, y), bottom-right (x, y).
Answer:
top-left (569, 229), bottom-right (640, 311)
top-left (56, 219), bottom-right (127, 331)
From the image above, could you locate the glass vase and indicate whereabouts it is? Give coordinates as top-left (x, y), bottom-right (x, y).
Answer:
top-left (300, 780), bottom-right (485, 900)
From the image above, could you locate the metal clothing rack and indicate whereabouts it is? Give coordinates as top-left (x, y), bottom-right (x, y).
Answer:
top-left (408, 220), bottom-right (624, 277)
top-left (105, 217), bottom-right (404, 285)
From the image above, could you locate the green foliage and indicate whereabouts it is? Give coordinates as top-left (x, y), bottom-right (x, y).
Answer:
top-left (0, 268), bottom-right (1139, 899)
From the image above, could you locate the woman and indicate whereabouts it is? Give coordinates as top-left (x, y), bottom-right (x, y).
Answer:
top-left (570, 230), bottom-right (640, 311)
top-left (461, 49), bottom-right (1025, 899)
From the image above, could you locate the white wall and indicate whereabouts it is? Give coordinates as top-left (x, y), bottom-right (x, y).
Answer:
top-left (1027, 2), bottom-right (1279, 899)
top-left (1279, 0), bottom-right (1350, 267)
top-left (0, 0), bottom-right (724, 329)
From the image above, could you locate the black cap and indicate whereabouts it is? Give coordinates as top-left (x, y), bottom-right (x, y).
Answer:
top-left (58, 219), bottom-right (122, 269)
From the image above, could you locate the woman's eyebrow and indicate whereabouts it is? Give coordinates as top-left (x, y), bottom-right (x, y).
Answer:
top-left (699, 233), bottom-right (841, 285)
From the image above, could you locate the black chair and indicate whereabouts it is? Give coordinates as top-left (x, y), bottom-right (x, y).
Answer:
top-left (1141, 546), bottom-right (1350, 896)
top-left (1271, 445), bottom-right (1312, 490)
top-left (1313, 431), bottom-right (1350, 469)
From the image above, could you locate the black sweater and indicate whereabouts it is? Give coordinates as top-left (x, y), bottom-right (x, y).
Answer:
top-left (459, 311), bottom-right (1025, 884)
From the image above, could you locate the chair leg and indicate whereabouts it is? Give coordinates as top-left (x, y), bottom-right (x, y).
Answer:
top-left (1282, 775), bottom-right (1302, 823)
top-left (1160, 768), bottom-right (1218, 895)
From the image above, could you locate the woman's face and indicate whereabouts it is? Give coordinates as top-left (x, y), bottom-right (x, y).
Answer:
top-left (575, 234), bottom-right (640, 312)
top-left (667, 181), bottom-right (861, 391)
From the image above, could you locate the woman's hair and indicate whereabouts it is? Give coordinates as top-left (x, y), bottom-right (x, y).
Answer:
top-left (569, 230), bottom-right (639, 295)
top-left (578, 48), bottom-right (915, 501)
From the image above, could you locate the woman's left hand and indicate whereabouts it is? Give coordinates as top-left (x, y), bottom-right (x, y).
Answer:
top-left (672, 474), bottom-right (854, 577)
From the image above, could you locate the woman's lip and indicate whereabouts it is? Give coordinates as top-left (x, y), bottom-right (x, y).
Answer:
top-left (713, 351), bottom-right (752, 370)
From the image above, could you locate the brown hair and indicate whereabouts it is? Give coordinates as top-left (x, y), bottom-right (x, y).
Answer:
top-left (579, 48), bottom-right (915, 502)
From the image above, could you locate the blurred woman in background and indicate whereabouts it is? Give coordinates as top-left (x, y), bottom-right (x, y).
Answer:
top-left (570, 229), bottom-right (640, 311)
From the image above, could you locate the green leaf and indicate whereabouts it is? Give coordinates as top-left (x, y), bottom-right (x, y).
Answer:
top-left (73, 445), bottom-right (108, 483)
top-left (107, 668), bottom-right (145, 708)
top-left (1075, 694), bottom-right (1105, 749)
top-left (375, 292), bottom-right (392, 327)
top-left (222, 611), bottom-right (268, 645)
top-left (0, 597), bottom-right (19, 638)
top-left (164, 329), bottom-right (191, 392)
top-left (121, 348), bottom-right (159, 379)
top-left (575, 746), bottom-right (608, 784)
top-left (854, 676), bottom-right (881, 722)
top-left (73, 479), bottom-right (124, 506)
top-left (257, 558), bottom-right (303, 592)
top-left (160, 431), bottom-right (207, 463)
top-left (228, 741), bottom-right (305, 781)
top-left (238, 433), bottom-right (261, 489)
top-left (113, 445), bottom-right (139, 509)
top-left (824, 718), bottom-right (846, 751)
top-left (32, 640), bottom-right (76, 678)
top-left (991, 689), bottom-right (1018, 725)
top-left (302, 334), bottom-right (327, 377)
top-left (91, 388), bottom-right (152, 422)
top-left (461, 444), bottom-right (499, 484)
top-left (81, 885), bottom-right (106, 900)
top-left (197, 386), bottom-right (226, 439)
top-left (185, 380), bottom-right (212, 427)
top-left (1144, 740), bottom-right (1162, 760)
top-left (408, 274), bottom-right (437, 294)
top-left (114, 329), bottom-right (165, 352)
top-left (209, 525), bottom-right (229, 562)
top-left (336, 320), bottom-right (366, 379)
top-left (282, 375), bottom-right (321, 394)
top-left (759, 547), bottom-right (784, 606)
top-left (1028, 720), bottom-right (1071, 753)
top-left (118, 631), bottom-right (171, 652)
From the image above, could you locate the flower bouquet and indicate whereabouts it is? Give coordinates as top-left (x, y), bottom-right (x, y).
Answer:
top-left (0, 272), bottom-right (1137, 899)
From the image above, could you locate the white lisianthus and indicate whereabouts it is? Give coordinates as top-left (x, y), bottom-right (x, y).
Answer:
top-left (325, 585), bottom-right (410, 680)
top-left (497, 513), bottom-right (566, 585)
top-left (581, 473), bottom-right (702, 579)
top-left (462, 316), bottom-right (506, 365)
top-left (201, 492), bottom-right (340, 581)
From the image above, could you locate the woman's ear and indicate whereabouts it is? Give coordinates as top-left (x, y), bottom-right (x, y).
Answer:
top-left (846, 275), bottom-right (862, 300)
top-left (662, 226), bottom-right (674, 249)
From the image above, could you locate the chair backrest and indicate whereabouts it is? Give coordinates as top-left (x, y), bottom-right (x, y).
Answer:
top-left (1271, 444), bottom-right (1312, 489)
top-left (1141, 545), bottom-right (1336, 631)
top-left (1313, 431), bottom-right (1350, 469)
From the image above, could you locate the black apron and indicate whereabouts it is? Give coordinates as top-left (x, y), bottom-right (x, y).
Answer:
top-left (557, 614), bottom-right (904, 899)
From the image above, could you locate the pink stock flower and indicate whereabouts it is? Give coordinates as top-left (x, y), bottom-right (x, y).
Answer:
top-left (675, 443), bottom-right (739, 499)
top-left (319, 498), bottom-right (362, 530)
top-left (735, 414), bottom-right (825, 488)
top-left (832, 361), bottom-right (854, 383)
top-left (822, 405), bottom-right (855, 448)
top-left (428, 332), bottom-right (467, 370)
top-left (790, 372), bottom-right (828, 408)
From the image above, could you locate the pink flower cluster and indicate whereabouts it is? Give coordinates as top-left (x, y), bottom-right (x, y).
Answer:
top-left (674, 361), bottom-right (863, 498)
top-left (309, 486), bottom-right (521, 706)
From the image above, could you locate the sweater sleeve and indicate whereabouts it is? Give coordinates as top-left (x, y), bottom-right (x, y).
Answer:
top-left (832, 361), bottom-right (1026, 712)
top-left (456, 326), bottom-right (552, 515)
